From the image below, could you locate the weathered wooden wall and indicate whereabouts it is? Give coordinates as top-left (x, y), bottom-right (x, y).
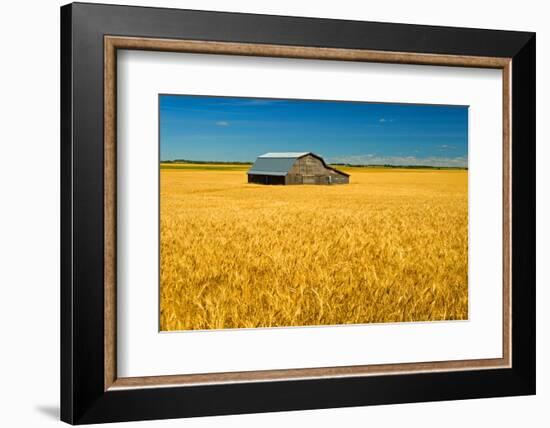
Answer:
top-left (286, 154), bottom-right (349, 185)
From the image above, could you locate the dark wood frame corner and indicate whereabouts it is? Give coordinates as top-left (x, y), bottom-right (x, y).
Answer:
top-left (61, 2), bottom-right (536, 425)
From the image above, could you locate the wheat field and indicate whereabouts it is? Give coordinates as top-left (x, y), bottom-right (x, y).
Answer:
top-left (160, 165), bottom-right (468, 331)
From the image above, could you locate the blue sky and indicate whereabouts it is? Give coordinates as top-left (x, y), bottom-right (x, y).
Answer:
top-left (159, 95), bottom-right (468, 167)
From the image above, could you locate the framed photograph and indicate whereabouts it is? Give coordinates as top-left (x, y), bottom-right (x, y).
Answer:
top-left (61, 2), bottom-right (535, 424)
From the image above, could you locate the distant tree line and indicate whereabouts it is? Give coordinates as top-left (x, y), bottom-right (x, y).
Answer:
top-left (161, 159), bottom-right (467, 170)
top-left (330, 163), bottom-right (468, 170)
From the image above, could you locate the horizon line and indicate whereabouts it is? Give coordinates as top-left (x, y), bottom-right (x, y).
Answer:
top-left (160, 159), bottom-right (468, 169)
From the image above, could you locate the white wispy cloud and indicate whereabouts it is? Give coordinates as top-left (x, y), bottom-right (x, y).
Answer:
top-left (215, 121), bottom-right (229, 126)
top-left (379, 118), bottom-right (394, 123)
top-left (329, 154), bottom-right (467, 167)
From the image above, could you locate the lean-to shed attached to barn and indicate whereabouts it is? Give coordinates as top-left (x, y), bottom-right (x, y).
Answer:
top-left (247, 152), bottom-right (349, 185)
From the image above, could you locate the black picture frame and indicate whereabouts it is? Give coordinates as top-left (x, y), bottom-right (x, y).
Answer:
top-left (61, 2), bottom-right (535, 424)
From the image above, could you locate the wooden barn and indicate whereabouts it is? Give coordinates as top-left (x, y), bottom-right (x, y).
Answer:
top-left (247, 152), bottom-right (349, 185)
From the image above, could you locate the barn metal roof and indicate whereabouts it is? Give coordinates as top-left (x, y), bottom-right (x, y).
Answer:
top-left (247, 156), bottom-right (298, 176)
top-left (258, 152), bottom-right (309, 159)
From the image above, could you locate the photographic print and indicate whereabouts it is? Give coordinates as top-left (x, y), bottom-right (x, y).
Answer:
top-left (159, 94), bottom-right (468, 331)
